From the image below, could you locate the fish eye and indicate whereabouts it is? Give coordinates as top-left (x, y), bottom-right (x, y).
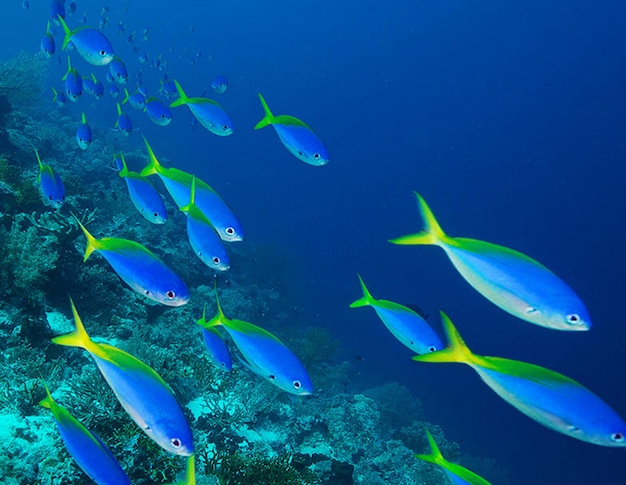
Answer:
top-left (100, 50), bottom-right (106, 56)
top-left (223, 124), bottom-right (229, 131)
top-left (161, 114), bottom-right (166, 118)
top-left (566, 314), bottom-right (582, 325)
top-left (313, 153), bottom-right (320, 160)
top-left (170, 437), bottom-right (182, 448)
top-left (611, 433), bottom-right (625, 443)
top-left (269, 374), bottom-right (276, 380)
top-left (153, 212), bottom-right (158, 217)
top-left (427, 346), bottom-right (437, 352)
top-left (293, 380), bottom-right (301, 389)
top-left (212, 257), bottom-right (220, 264)
top-left (166, 290), bottom-right (175, 299)
top-left (225, 227), bottom-right (235, 236)
top-left (144, 290), bottom-right (151, 295)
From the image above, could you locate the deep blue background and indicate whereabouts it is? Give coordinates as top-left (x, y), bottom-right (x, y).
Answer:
top-left (6, 1), bottom-right (626, 483)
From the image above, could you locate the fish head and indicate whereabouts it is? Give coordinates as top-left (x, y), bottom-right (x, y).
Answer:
top-left (272, 371), bottom-right (314, 396)
top-left (148, 414), bottom-right (195, 456)
top-left (525, 301), bottom-right (591, 331)
top-left (144, 281), bottom-right (190, 307)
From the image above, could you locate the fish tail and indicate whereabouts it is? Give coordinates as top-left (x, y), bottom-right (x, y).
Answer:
top-left (72, 213), bottom-right (99, 262)
top-left (122, 88), bottom-right (130, 105)
top-left (91, 72), bottom-right (98, 84)
top-left (388, 192), bottom-right (449, 247)
top-left (169, 80), bottom-right (189, 108)
top-left (34, 148), bottom-right (43, 170)
top-left (57, 15), bottom-right (72, 50)
top-left (414, 429), bottom-right (445, 466)
top-left (46, 21), bottom-right (51, 35)
top-left (349, 274), bottom-right (376, 308)
top-left (81, 112), bottom-right (87, 124)
top-left (412, 311), bottom-right (474, 364)
top-left (51, 87), bottom-right (58, 103)
top-left (52, 297), bottom-right (95, 351)
top-left (117, 152), bottom-right (129, 177)
top-left (61, 56), bottom-right (71, 81)
top-left (254, 92), bottom-right (275, 130)
top-left (140, 136), bottom-right (162, 177)
top-left (116, 102), bottom-right (122, 116)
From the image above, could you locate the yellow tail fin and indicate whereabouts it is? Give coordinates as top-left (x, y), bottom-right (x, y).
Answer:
top-left (389, 192), bottom-right (448, 246)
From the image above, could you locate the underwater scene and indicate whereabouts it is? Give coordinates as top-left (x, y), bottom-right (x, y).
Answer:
top-left (1, 1), bottom-right (625, 484)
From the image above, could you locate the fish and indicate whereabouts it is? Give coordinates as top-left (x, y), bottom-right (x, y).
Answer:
top-left (414, 312), bottom-right (626, 447)
top-left (22, 1), bottom-right (29, 10)
top-left (57, 15), bottom-right (114, 66)
top-left (415, 429), bottom-right (491, 485)
top-left (40, 21), bottom-right (56, 58)
top-left (144, 97), bottom-right (172, 126)
top-left (115, 152), bottom-right (167, 224)
top-left (74, 217), bottom-right (189, 306)
top-left (36, 148), bottom-right (64, 209)
top-left (114, 102), bottom-right (132, 135)
top-left (62, 56), bottom-right (82, 102)
top-left (109, 56), bottom-right (128, 84)
top-left (39, 381), bottom-right (131, 485)
top-left (67, 1), bottom-right (77, 15)
top-left (210, 75), bottom-right (228, 94)
top-left (53, 299), bottom-right (194, 456)
top-left (140, 138), bottom-right (244, 242)
top-left (76, 112), bottom-right (92, 150)
top-left (198, 291), bottom-right (313, 395)
top-left (109, 84), bottom-right (121, 98)
top-left (123, 88), bottom-right (146, 110)
top-left (349, 274), bottom-right (443, 355)
top-left (254, 92), bottom-right (329, 166)
top-left (180, 176), bottom-right (230, 271)
top-left (198, 304), bottom-right (232, 371)
top-left (159, 79), bottom-right (178, 99)
top-left (50, 0), bottom-right (65, 23)
top-left (170, 80), bottom-right (233, 136)
top-left (389, 193), bottom-right (591, 331)
top-left (84, 73), bottom-right (104, 99)
top-left (52, 87), bottom-right (66, 107)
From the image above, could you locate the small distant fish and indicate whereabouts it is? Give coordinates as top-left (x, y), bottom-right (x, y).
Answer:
top-left (51, 87), bottom-right (66, 107)
top-left (40, 21), bottom-right (56, 58)
top-left (170, 80), bottom-right (233, 136)
top-left (67, 1), bottom-right (77, 15)
top-left (159, 79), bottom-right (178, 99)
top-left (51, 0), bottom-right (65, 23)
top-left (144, 97), bottom-right (172, 126)
top-left (74, 218), bottom-right (190, 306)
top-left (198, 291), bottom-right (313, 395)
top-left (62, 56), bottom-right (82, 101)
top-left (108, 84), bottom-right (120, 98)
top-left (82, 75), bottom-right (95, 96)
top-left (142, 27), bottom-right (149, 41)
top-left (141, 138), bottom-right (244, 242)
top-left (57, 15), bottom-right (114, 66)
top-left (349, 274), bottom-right (443, 355)
top-left (414, 312), bottom-right (626, 447)
top-left (109, 56), bottom-right (128, 84)
top-left (122, 88), bottom-right (146, 110)
top-left (415, 429), bottom-right (491, 485)
top-left (53, 298), bottom-right (194, 455)
top-left (254, 92), bottom-right (329, 166)
top-left (180, 176), bottom-right (230, 272)
top-left (88, 73), bottom-right (104, 99)
top-left (115, 152), bottom-right (167, 224)
top-left (98, 15), bottom-right (108, 30)
top-left (36, 148), bottom-right (64, 209)
top-left (79, 13), bottom-right (87, 24)
top-left (22, 1), bottom-right (29, 10)
top-left (389, 193), bottom-right (592, 331)
top-left (76, 112), bottom-right (92, 150)
top-left (116, 20), bottom-right (125, 35)
top-left (210, 75), bottom-right (228, 94)
top-left (137, 51), bottom-right (147, 64)
top-left (114, 102), bottom-right (132, 135)
top-left (39, 381), bottom-right (131, 485)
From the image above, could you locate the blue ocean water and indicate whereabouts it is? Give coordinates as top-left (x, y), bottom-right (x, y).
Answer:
top-left (3, 0), bottom-right (626, 483)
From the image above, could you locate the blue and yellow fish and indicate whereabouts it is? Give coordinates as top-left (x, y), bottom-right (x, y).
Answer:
top-left (198, 291), bottom-right (313, 395)
top-left (140, 138), bottom-right (244, 242)
top-left (180, 176), bottom-right (230, 272)
top-left (40, 21), bottom-right (56, 58)
top-left (51, 87), bottom-right (66, 107)
top-left (62, 56), bottom-right (82, 102)
top-left (254, 92), bottom-right (329, 166)
top-left (350, 274), bottom-right (443, 355)
top-left (109, 56), bottom-right (128, 84)
top-left (53, 299), bottom-right (194, 456)
top-left (144, 97), bottom-right (172, 126)
top-left (74, 218), bottom-right (189, 306)
top-left (58, 15), bottom-right (114, 66)
top-left (36, 149), bottom-right (64, 209)
top-left (123, 88), bottom-right (146, 110)
top-left (114, 102), bottom-right (132, 135)
top-left (390, 193), bottom-right (591, 331)
top-left (170, 80), bottom-right (234, 136)
top-left (115, 152), bottom-right (167, 224)
top-left (210, 75), bottom-right (228, 94)
top-left (39, 381), bottom-right (131, 485)
top-left (76, 112), bottom-right (92, 150)
top-left (414, 312), bottom-right (626, 447)
top-left (415, 429), bottom-right (491, 485)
